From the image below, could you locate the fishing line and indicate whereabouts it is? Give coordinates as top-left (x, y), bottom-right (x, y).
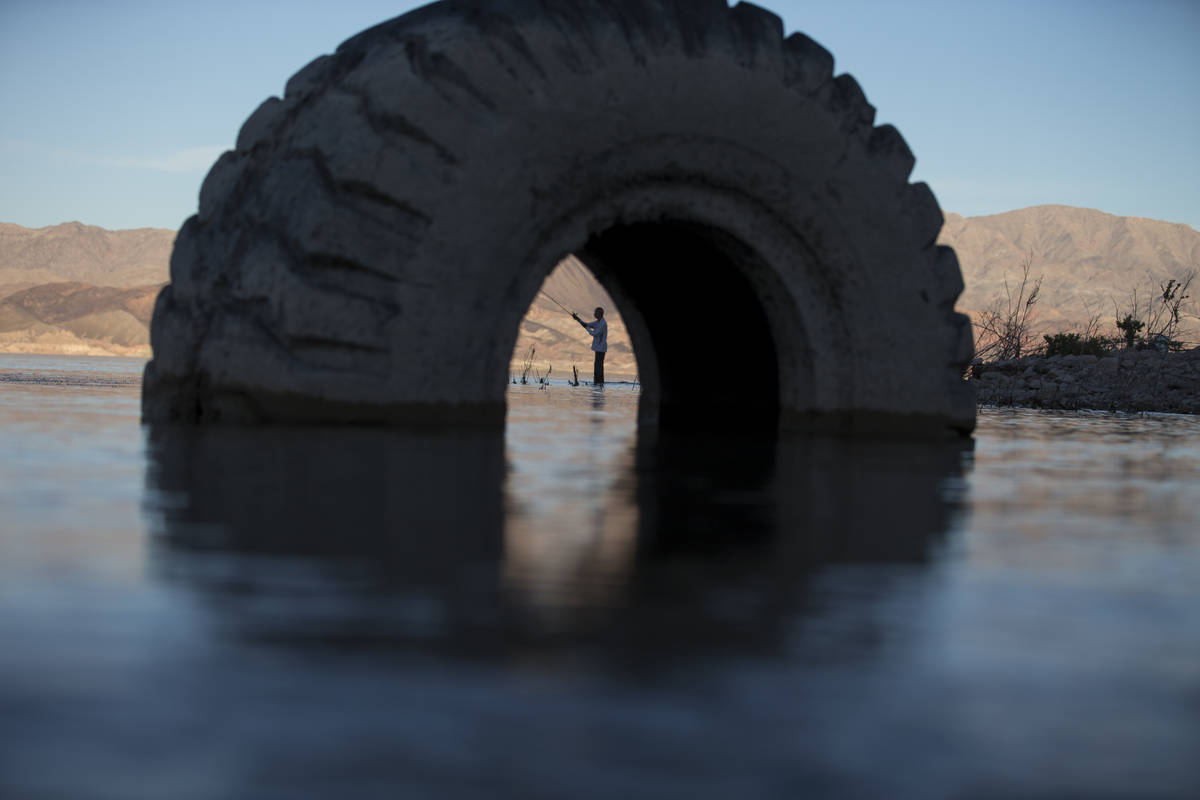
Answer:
top-left (538, 290), bottom-right (577, 316)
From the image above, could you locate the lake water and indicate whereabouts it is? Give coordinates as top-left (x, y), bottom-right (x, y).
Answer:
top-left (1, 353), bottom-right (1198, 799)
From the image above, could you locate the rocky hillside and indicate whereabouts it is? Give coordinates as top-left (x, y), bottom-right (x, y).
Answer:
top-left (0, 222), bottom-right (173, 356)
top-left (939, 205), bottom-right (1200, 342)
top-left (0, 222), bottom-right (173, 294)
top-left (3, 206), bottom-right (1197, 361)
top-left (0, 282), bottom-right (162, 357)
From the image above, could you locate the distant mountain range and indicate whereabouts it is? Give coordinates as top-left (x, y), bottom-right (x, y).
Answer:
top-left (2, 206), bottom-right (1197, 360)
top-left (0, 221), bottom-right (172, 291)
top-left (0, 282), bottom-right (161, 357)
top-left (943, 205), bottom-right (1200, 338)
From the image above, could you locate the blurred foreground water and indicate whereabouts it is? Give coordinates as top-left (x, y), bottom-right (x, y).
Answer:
top-left (1, 353), bottom-right (1198, 799)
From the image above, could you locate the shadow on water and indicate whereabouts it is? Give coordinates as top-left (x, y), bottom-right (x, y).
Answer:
top-left (146, 420), bottom-right (971, 672)
top-left (617, 429), bottom-right (969, 669)
top-left (146, 425), bottom-right (509, 654)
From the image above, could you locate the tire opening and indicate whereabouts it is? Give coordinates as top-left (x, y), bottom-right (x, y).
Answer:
top-left (577, 221), bottom-right (781, 433)
top-left (510, 256), bottom-right (639, 387)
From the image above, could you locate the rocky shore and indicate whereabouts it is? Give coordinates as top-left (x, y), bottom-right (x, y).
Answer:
top-left (971, 348), bottom-right (1200, 414)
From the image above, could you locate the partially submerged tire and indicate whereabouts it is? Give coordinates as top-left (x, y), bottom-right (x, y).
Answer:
top-left (143, 0), bottom-right (975, 436)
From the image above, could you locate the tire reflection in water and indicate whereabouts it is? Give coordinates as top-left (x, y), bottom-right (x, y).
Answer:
top-left (147, 386), bottom-right (969, 670)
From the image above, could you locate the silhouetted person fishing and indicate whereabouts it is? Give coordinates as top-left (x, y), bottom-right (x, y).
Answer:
top-left (538, 290), bottom-right (609, 386)
top-left (573, 307), bottom-right (607, 386)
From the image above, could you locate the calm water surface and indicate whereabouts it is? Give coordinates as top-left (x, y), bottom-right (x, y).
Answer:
top-left (1, 353), bottom-right (1198, 798)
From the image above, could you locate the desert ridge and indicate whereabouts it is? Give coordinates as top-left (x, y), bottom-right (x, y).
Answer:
top-left (943, 205), bottom-right (1200, 339)
top-left (0, 282), bottom-right (162, 357)
top-left (0, 221), bottom-right (173, 291)
top-left (2, 206), bottom-right (1198, 360)
top-left (0, 222), bottom-right (173, 357)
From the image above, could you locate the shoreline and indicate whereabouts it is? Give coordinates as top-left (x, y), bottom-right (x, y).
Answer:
top-left (7, 348), bottom-right (1197, 417)
top-left (0, 343), bottom-right (151, 358)
top-left (970, 348), bottom-right (1200, 415)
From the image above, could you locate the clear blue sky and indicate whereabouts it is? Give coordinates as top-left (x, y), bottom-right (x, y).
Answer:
top-left (2, 0), bottom-right (1197, 231)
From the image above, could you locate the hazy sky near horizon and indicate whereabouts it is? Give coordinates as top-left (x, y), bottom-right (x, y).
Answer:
top-left (2, 0), bottom-right (1198, 232)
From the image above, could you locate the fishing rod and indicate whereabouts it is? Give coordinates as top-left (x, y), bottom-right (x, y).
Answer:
top-left (539, 289), bottom-right (578, 317)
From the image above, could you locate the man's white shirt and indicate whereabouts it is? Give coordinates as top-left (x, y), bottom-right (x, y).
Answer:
top-left (585, 318), bottom-right (608, 352)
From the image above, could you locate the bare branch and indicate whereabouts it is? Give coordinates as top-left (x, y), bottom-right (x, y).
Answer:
top-left (973, 248), bottom-right (1043, 361)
